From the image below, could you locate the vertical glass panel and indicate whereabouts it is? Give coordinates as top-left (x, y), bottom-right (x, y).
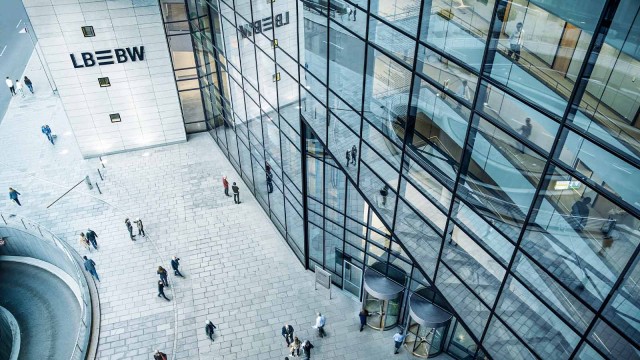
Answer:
top-left (277, 64), bottom-right (299, 122)
top-left (588, 319), bottom-right (640, 359)
top-left (557, 129), bottom-right (640, 213)
top-left (570, 0), bottom-right (640, 161)
top-left (301, 88), bottom-right (327, 143)
top-left (328, 27), bottom-right (365, 112)
top-left (483, 317), bottom-right (536, 360)
top-left (361, 119), bottom-right (402, 169)
top-left (256, 50), bottom-right (278, 107)
top-left (363, 49), bottom-right (412, 141)
top-left (399, 179), bottom-right (447, 233)
top-left (301, 6), bottom-right (328, 85)
top-left (407, 77), bottom-right (471, 185)
top-left (520, 167), bottom-right (640, 309)
top-left (451, 199), bottom-right (514, 264)
top-left (421, 0), bottom-right (495, 71)
top-left (460, 116), bottom-right (542, 241)
top-left (496, 276), bottom-right (580, 358)
top-left (512, 252), bottom-right (594, 333)
top-left (346, 181), bottom-right (368, 225)
top-left (368, 17), bottom-right (415, 66)
top-left (394, 198), bottom-right (441, 279)
top-left (435, 265), bottom-right (491, 338)
top-left (480, 82), bottom-right (560, 154)
top-left (443, 223), bottom-right (506, 306)
top-left (602, 254), bottom-right (640, 344)
top-left (309, 222), bottom-right (324, 263)
top-left (358, 162), bottom-right (396, 224)
top-left (330, 92), bottom-right (361, 133)
top-left (417, 45), bottom-right (478, 106)
top-left (402, 154), bottom-right (453, 208)
top-left (325, 161), bottom-right (346, 211)
top-left (327, 115), bottom-right (359, 178)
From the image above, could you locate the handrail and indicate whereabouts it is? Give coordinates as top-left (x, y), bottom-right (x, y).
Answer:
top-left (0, 212), bottom-right (91, 360)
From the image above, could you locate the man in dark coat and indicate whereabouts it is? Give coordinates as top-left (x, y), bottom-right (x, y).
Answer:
top-left (232, 182), bottom-right (240, 204)
top-left (83, 256), bottom-right (100, 281)
top-left (281, 324), bottom-right (294, 346)
top-left (157, 280), bottom-right (169, 301)
top-left (86, 228), bottom-right (98, 250)
top-left (205, 320), bottom-right (217, 341)
top-left (171, 256), bottom-right (183, 277)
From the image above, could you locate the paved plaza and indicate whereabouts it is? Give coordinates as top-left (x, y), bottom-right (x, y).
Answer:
top-left (0, 54), bottom-right (440, 360)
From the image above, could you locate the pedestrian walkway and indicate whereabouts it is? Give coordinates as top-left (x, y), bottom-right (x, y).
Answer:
top-left (0, 53), bottom-right (440, 359)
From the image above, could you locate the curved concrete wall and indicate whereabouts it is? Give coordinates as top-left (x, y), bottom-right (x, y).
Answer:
top-left (0, 306), bottom-right (20, 360)
top-left (0, 227), bottom-right (77, 278)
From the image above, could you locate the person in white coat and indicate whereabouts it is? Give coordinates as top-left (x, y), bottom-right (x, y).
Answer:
top-left (15, 79), bottom-right (24, 97)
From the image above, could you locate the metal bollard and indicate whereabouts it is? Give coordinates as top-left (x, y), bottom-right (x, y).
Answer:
top-left (84, 175), bottom-right (93, 190)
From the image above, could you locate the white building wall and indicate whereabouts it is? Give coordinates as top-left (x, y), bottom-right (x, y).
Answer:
top-left (22, 0), bottom-right (186, 158)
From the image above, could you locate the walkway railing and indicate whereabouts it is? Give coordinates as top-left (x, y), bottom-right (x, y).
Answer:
top-left (0, 212), bottom-right (91, 360)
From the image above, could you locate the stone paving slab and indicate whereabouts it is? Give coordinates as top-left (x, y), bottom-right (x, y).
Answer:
top-left (0, 52), bottom-right (440, 360)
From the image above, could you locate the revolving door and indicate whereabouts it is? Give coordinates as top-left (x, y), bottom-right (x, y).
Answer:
top-left (363, 267), bottom-right (404, 330)
top-left (404, 291), bottom-right (452, 357)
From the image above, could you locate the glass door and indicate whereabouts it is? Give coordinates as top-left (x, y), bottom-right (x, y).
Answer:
top-left (343, 260), bottom-right (362, 300)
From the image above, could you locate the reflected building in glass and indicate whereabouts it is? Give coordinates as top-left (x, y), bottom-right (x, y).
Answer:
top-left (159, 0), bottom-right (640, 358)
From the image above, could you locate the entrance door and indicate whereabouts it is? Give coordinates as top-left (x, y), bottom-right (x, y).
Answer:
top-left (343, 260), bottom-right (362, 300)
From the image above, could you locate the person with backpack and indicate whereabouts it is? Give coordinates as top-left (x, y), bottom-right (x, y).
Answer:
top-left (301, 340), bottom-right (314, 359)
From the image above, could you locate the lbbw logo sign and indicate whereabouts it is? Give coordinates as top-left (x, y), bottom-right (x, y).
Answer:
top-left (70, 46), bottom-right (145, 68)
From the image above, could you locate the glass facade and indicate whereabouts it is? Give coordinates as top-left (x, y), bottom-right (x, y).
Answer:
top-left (160, 0), bottom-right (640, 358)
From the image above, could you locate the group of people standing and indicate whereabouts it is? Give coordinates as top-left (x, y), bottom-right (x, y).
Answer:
top-left (222, 175), bottom-right (241, 204)
top-left (281, 322), bottom-right (315, 359)
top-left (345, 145), bottom-right (357, 168)
top-left (5, 76), bottom-right (33, 97)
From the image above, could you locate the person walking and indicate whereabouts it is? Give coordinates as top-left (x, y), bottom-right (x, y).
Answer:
top-left (352, 7), bottom-right (357, 21)
top-left (301, 340), bottom-right (314, 359)
top-left (134, 218), bottom-right (145, 237)
top-left (266, 173), bottom-right (274, 194)
top-left (508, 22), bottom-right (525, 61)
top-left (15, 79), bottom-right (24, 98)
top-left (157, 266), bottom-right (169, 287)
top-left (358, 308), bottom-right (369, 332)
top-left (222, 175), bottom-right (231, 197)
top-left (313, 313), bottom-right (326, 338)
top-left (289, 336), bottom-right (302, 357)
top-left (23, 76), bottom-right (33, 93)
top-left (86, 228), bottom-right (98, 250)
top-left (79, 232), bottom-right (91, 252)
top-left (281, 324), bottom-right (294, 346)
top-left (125, 218), bottom-right (136, 240)
top-left (83, 256), bottom-right (100, 281)
top-left (157, 280), bottom-right (170, 301)
top-left (379, 185), bottom-right (389, 206)
top-left (5, 77), bottom-right (15, 96)
top-left (570, 197), bottom-right (592, 232)
top-left (351, 145), bottom-right (357, 165)
top-left (171, 256), bottom-right (183, 277)
top-left (205, 320), bottom-right (217, 341)
top-left (517, 117), bottom-right (533, 153)
top-left (8, 188), bottom-right (21, 206)
top-left (41, 124), bottom-right (54, 145)
top-left (153, 350), bottom-right (168, 360)
top-left (393, 330), bottom-right (405, 354)
top-left (345, 150), bottom-right (351, 168)
top-left (232, 182), bottom-right (240, 204)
